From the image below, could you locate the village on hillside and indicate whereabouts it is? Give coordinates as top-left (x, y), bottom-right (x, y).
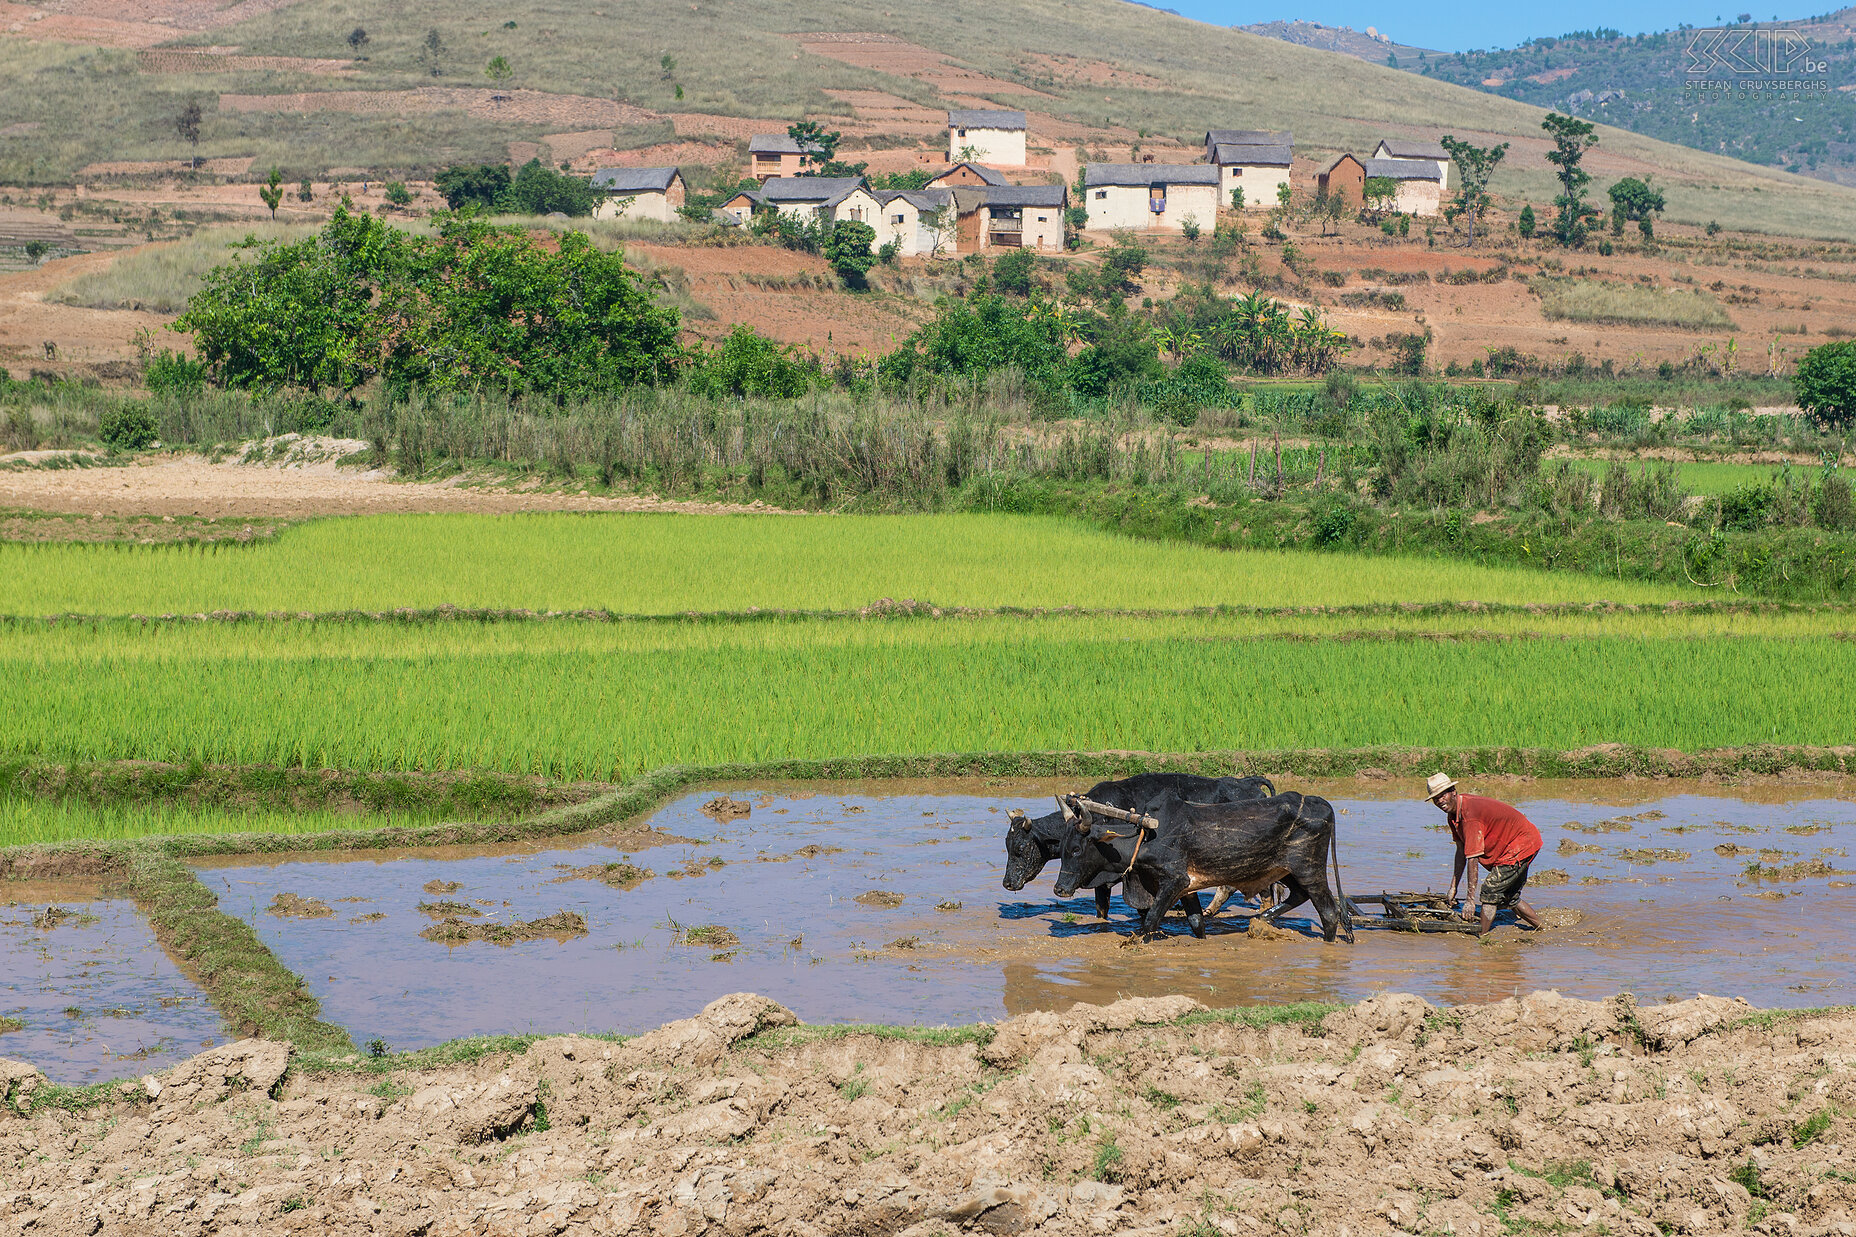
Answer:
top-left (589, 109), bottom-right (1455, 257)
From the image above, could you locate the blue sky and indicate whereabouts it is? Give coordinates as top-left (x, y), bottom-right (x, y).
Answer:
top-left (1164, 1), bottom-right (1802, 53)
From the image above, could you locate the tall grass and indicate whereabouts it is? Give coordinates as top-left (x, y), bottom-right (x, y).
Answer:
top-left (0, 618), bottom-right (1845, 777)
top-left (1532, 278), bottom-right (1735, 330)
top-left (0, 513), bottom-right (1690, 617)
top-left (0, 796), bottom-right (440, 849)
top-left (46, 223), bottom-right (320, 313)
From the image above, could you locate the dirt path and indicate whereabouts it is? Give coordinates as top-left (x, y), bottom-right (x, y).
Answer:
top-left (0, 442), bottom-right (789, 520)
top-left (2, 989), bottom-right (1850, 1236)
top-left (0, 248), bottom-right (165, 375)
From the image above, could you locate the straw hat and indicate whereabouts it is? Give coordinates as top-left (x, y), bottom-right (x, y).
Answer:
top-left (1424, 772), bottom-right (1457, 801)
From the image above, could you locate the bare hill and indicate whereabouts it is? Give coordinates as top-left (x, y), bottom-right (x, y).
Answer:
top-left (5, 0), bottom-right (1856, 236)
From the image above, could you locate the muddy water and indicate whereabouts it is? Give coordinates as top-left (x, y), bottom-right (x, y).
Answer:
top-left (0, 883), bottom-right (227, 1083)
top-left (196, 780), bottom-right (1855, 1050)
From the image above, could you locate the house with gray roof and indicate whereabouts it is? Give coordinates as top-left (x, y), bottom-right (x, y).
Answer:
top-left (589, 166), bottom-right (684, 223)
top-left (1363, 157), bottom-right (1444, 215)
top-left (747, 134), bottom-right (826, 179)
top-left (948, 109), bottom-right (1027, 167)
top-left (1204, 129), bottom-right (1292, 158)
top-left (1371, 138), bottom-right (1452, 192)
top-left (1201, 130), bottom-right (1295, 211)
top-left (1082, 164), bottom-right (1218, 233)
top-left (925, 161), bottom-right (1011, 190)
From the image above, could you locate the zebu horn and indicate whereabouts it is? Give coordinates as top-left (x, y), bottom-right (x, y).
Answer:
top-left (1008, 809), bottom-right (1030, 831)
top-left (1058, 796), bottom-right (1077, 824)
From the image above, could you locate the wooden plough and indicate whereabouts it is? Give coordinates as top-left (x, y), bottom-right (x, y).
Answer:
top-left (1347, 892), bottom-right (1480, 933)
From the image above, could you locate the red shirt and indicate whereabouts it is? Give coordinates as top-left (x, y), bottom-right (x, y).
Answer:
top-left (1450, 794), bottom-right (1542, 869)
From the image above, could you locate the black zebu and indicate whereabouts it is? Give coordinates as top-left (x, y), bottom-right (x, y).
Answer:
top-left (1052, 789), bottom-right (1353, 943)
top-left (1002, 773), bottom-right (1274, 920)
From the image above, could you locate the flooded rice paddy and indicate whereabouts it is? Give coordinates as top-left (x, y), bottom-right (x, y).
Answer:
top-left (193, 779), bottom-right (1855, 1053)
top-left (0, 882), bottom-right (227, 1083)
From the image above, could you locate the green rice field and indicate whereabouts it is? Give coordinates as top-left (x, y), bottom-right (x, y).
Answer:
top-left (1566, 458), bottom-right (1818, 496)
top-left (0, 513), bottom-right (1689, 617)
top-left (1, 616), bottom-right (1845, 779)
top-left (0, 796), bottom-right (439, 850)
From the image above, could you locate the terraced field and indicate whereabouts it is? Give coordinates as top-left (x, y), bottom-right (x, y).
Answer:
top-left (0, 512), bottom-right (1690, 616)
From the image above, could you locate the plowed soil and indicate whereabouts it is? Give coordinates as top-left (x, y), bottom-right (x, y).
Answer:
top-left (3, 989), bottom-right (1851, 1236)
top-left (0, 441), bottom-right (793, 519)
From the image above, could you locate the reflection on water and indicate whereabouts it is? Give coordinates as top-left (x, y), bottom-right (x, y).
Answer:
top-left (0, 889), bottom-right (227, 1083)
top-left (197, 781), bottom-right (1855, 1049)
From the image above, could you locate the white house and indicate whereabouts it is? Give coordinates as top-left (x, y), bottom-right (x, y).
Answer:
top-left (1372, 138), bottom-right (1452, 194)
top-left (974, 184), bottom-right (1066, 251)
top-left (826, 184), bottom-right (883, 229)
top-left (589, 167), bottom-right (685, 223)
top-left (1363, 158), bottom-right (1444, 216)
top-left (947, 109), bottom-right (1027, 167)
top-left (1081, 164), bottom-right (1220, 233)
top-left (756, 176), bottom-right (869, 221)
top-left (873, 189), bottom-right (957, 257)
top-left (1208, 141), bottom-right (1292, 211)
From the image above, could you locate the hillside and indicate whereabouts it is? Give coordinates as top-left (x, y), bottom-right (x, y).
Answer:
top-left (1246, 8), bottom-right (1856, 188)
top-left (6, 0), bottom-right (1856, 237)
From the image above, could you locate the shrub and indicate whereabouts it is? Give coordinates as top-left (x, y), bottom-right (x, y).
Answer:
top-left (1719, 482), bottom-right (1776, 531)
top-left (993, 248), bottom-right (1037, 297)
top-left (1518, 205), bottom-right (1536, 239)
top-left (384, 181), bottom-right (413, 208)
top-left (1813, 471), bottom-right (1854, 531)
top-left (143, 349), bottom-right (207, 396)
top-left (824, 220), bottom-right (876, 290)
top-left (1794, 341), bottom-right (1856, 430)
top-left (686, 326), bottom-right (817, 400)
top-left (434, 164), bottom-right (511, 211)
top-left (99, 404), bottom-right (158, 450)
top-left (1313, 501), bottom-right (1357, 546)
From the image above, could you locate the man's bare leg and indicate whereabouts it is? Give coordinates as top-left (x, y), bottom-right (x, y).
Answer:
top-left (1476, 904), bottom-right (1496, 935)
top-left (1514, 898), bottom-right (1543, 929)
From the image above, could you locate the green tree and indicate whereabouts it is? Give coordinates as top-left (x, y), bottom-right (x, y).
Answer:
top-left (786, 121), bottom-right (839, 173)
top-left (1230, 186), bottom-right (1245, 212)
top-left (1439, 134), bottom-right (1508, 244)
top-left (1794, 341), bottom-right (1856, 430)
top-left (435, 164), bottom-right (512, 211)
top-left (174, 207), bottom-right (682, 397)
top-left (297, 178), bottom-right (314, 203)
top-left (1362, 176), bottom-right (1397, 216)
top-left (498, 159), bottom-right (602, 216)
top-left (686, 325), bottom-right (816, 399)
top-left (486, 55), bottom-right (512, 82)
top-left (421, 28), bottom-right (446, 77)
top-left (384, 181), bottom-right (413, 208)
top-left (1542, 112), bottom-right (1599, 246)
top-left (824, 219), bottom-right (877, 289)
top-left (1607, 177), bottom-right (1666, 240)
top-left (659, 53), bottom-right (677, 79)
top-left (175, 100), bottom-right (203, 171)
top-left (346, 27), bottom-right (369, 57)
top-left (993, 247), bottom-right (1037, 296)
top-left (1518, 204), bottom-right (1536, 239)
top-left (258, 167), bottom-right (284, 220)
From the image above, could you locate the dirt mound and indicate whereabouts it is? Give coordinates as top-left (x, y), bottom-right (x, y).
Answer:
top-left (701, 796), bottom-right (752, 821)
top-left (551, 861), bottom-right (652, 890)
top-left (6, 990), bottom-right (1853, 1235)
top-left (419, 910), bottom-right (587, 946)
top-left (264, 892), bottom-right (331, 919)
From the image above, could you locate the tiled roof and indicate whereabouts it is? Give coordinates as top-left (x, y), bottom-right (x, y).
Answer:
top-left (590, 167), bottom-right (679, 193)
top-left (1376, 138), bottom-right (1450, 161)
top-left (1364, 158), bottom-right (1443, 181)
top-left (1084, 163), bottom-right (1220, 188)
top-left (947, 109), bottom-right (1027, 130)
top-left (758, 176), bottom-right (868, 201)
top-left (1212, 143), bottom-right (1292, 167)
top-left (1206, 129), bottom-right (1292, 147)
top-left (747, 135), bottom-right (823, 155)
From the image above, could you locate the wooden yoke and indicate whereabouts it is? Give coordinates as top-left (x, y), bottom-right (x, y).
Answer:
top-left (1059, 794), bottom-right (1159, 832)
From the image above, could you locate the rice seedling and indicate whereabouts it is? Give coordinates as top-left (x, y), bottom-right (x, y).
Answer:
top-left (0, 795), bottom-right (442, 849)
top-left (0, 512), bottom-right (1689, 618)
top-left (1531, 278), bottom-right (1734, 330)
top-left (0, 617), bottom-right (1844, 779)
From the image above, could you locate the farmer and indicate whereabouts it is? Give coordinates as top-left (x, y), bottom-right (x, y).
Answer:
top-left (1424, 772), bottom-right (1544, 935)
